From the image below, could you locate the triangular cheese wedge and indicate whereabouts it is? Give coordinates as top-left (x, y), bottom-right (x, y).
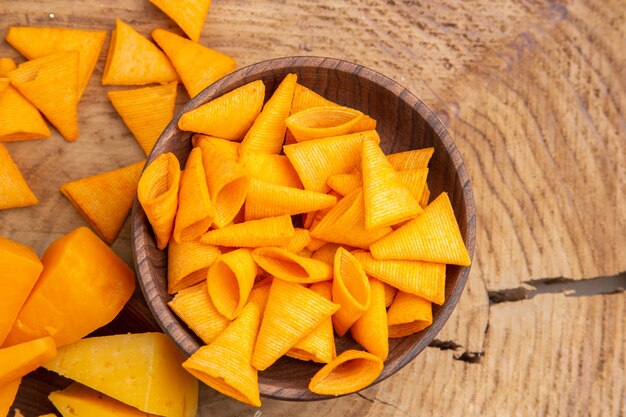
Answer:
top-left (0, 337), bottom-right (56, 387)
top-left (387, 291), bottom-right (432, 338)
top-left (6, 26), bottom-right (107, 97)
top-left (350, 278), bottom-right (388, 360)
top-left (352, 251), bottom-right (446, 305)
top-left (61, 160), bottom-right (145, 244)
top-left (49, 383), bottom-right (161, 417)
top-left (167, 239), bottom-right (220, 294)
top-left (0, 143), bottom-right (38, 209)
top-left (310, 188), bottom-right (392, 249)
top-left (332, 247), bottom-right (371, 336)
top-left (137, 153), bottom-right (181, 250)
top-left (0, 85), bottom-right (51, 141)
top-left (107, 82), bottom-right (177, 155)
top-left (240, 73), bottom-right (297, 155)
top-left (286, 281), bottom-right (336, 363)
top-left (284, 130), bottom-right (380, 193)
top-left (178, 80), bottom-right (264, 140)
top-left (44, 333), bottom-right (198, 417)
top-left (308, 350), bottom-right (383, 396)
top-left (183, 301), bottom-right (262, 407)
top-left (149, 0), bottom-right (211, 41)
top-left (200, 214), bottom-right (294, 247)
top-left (173, 147), bottom-right (214, 242)
top-left (152, 28), bottom-right (236, 98)
top-left (244, 178), bottom-right (336, 221)
top-left (370, 192), bottom-right (471, 266)
top-left (252, 279), bottom-right (339, 371)
top-left (168, 282), bottom-right (229, 344)
top-left (240, 152), bottom-right (303, 188)
top-left (362, 138), bottom-right (422, 229)
top-left (386, 148), bottom-right (434, 171)
top-left (0, 378), bottom-right (21, 417)
top-left (102, 19), bottom-right (178, 85)
top-left (0, 237), bottom-right (43, 346)
top-left (8, 51), bottom-right (79, 141)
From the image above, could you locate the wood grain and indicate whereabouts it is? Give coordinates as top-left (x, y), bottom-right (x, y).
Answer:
top-left (133, 56), bottom-right (475, 400)
top-left (0, 0), bottom-right (623, 415)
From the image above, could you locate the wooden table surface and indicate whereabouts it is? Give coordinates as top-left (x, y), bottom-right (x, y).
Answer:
top-left (1, 0), bottom-right (624, 416)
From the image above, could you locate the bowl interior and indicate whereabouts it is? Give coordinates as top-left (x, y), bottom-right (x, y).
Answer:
top-left (132, 56), bottom-right (475, 401)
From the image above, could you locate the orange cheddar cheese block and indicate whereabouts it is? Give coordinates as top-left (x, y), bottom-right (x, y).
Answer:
top-left (0, 378), bottom-right (21, 417)
top-left (0, 336), bottom-right (56, 387)
top-left (3, 227), bottom-right (135, 347)
top-left (49, 383), bottom-right (161, 417)
top-left (6, 26), bottom-right (107, 98)
top-left (0, 237), bottom-right (43, 345)
top-left (44, 333), bottom-right (198, 417)
top-left (102, 19), bottom-right (178, 85)
top-left (8, 51), bottom-right (80, 141)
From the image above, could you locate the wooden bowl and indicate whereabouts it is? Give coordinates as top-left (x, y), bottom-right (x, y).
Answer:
top-left (132, 56), bottom-right (476, 401)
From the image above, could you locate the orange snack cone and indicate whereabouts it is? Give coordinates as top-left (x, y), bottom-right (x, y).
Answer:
top-left (290, 84), bottom-right (377, 135)
top-left (382, 282), bottom-right (398, 307)
top-left (281, 228), bottom-right (311, 253)
top-left (102, 19), bottom-right (178, 85)
top-left (183, 301), bottom-right (263, 407)
top-left (310, 188), bottom-right (392, 250)
top-left (192, 134), bottom-right (239, 160)
top-left (420, 182), bottom-right (431, 208)
top-left (167, 239), bottom-right (220, 294)
top-left (331, 248), bottom-right (371, 336)
top-left (308, 349), bottom-right (383, 396)
top-left (61, 160), bottom-right (144, 244)
top-left (6, 26), bottom-right (106, 98)
top-left (149, 0), bottom-right (212, 42)
top-left (311, 242), bottom-right (350, 266)
top-left (137, 153), bottom-right (181, 250)
top-left (0, 337), bottom-right (56, 386)
top-left (350, 278), bottom-right (388, 360)
top-left (386, 147), bottom-right (434, 171)
top-left (252, 279), bottom-right (339, 371)
top-left (397, 168), bottom-right (429, 203)
top-left (284, 130), bottom-right (379, 193)
top-left (200, 214), bottom-right (294, 247)
top-left (361, 138), bottom-right (422, 229)
top-left (387, 291), bottom-right (433, 338)
top-left (287, 281), bottom-right (336, 363)
top-left (352, 251), bottom-right (446, 305)
top-left (8, 51), bottom-right (79, 141)
top-left (0, 378), bottom-right (20, 417)
top-left (0, 84), bottom-right (51, 142)
top-left (3, 227), bottom-right (135, 347)
top-left (168, 282), bottom-right (229, 344)
top-left (286, 106), bottom-right (364, 142)
top-left (0, 78), bottom-right (8, 94)
top-left (240, 74), bottom-right (297, 155)
top-left (208, 249), bottom-right (257, 320)
top-left (0, 58), bottom-right (17, 74)
top-left (0, 237), bottom-right (43, 345)
top-left (179, 80), bottom-right (264, 140)
top-left (152, 29), bottom-right (236, 98)
top-left (0, 144), bottom-right (38, 209)
top-left (370, 192), bottom-right (471, 266)
top-left (244, 178), bottom-right (336, 221)
top-left (107, 82), bottom-right (177, 155)
top-left (201, 141), bottom-right (249, 226)
top-left (173, 148), bottom-right (214, 242)
top-left (240, 152), bottom-right (303, 188)
top-left (251, 247), bottom-right (332, 284)
top-left (326, 172), bottom-right (362, 196)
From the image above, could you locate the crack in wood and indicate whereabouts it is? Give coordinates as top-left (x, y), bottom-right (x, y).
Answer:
top-left (357, 392), bottom-right (410, 416)
top-left (488, 271), bottom-right (625, 304)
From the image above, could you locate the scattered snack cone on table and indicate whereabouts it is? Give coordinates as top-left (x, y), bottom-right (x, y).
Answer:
top-left (0, 144), bottom-right (38, 210)
top-left (149, 0), bottom-right (212, 42)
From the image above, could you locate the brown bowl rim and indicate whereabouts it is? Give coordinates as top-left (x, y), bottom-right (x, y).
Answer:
top-left (132, 56), bottom-right (476, 401)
